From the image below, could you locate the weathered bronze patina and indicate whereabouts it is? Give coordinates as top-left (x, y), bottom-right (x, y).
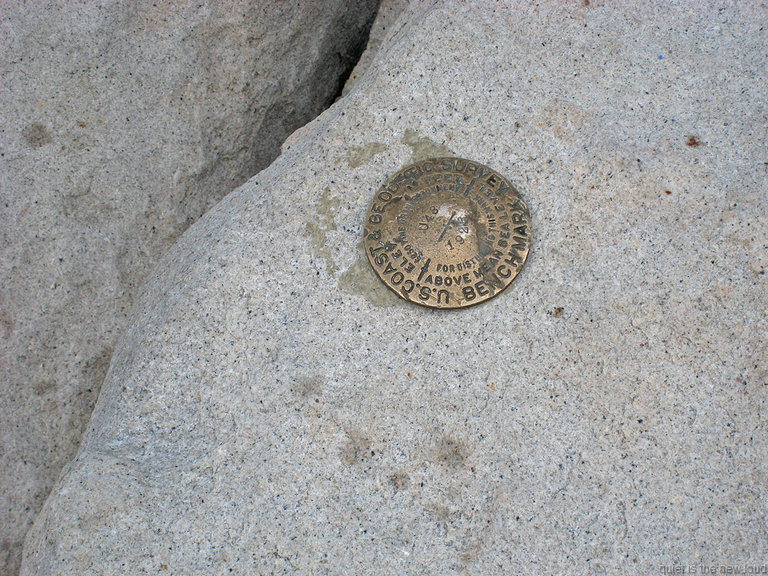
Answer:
top-left (364, 157), bottom-right (531, 309)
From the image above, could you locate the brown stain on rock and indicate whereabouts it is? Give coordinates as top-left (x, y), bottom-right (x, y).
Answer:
top-left (33, 380), bottom-right (57, 396)
top-left (293, 375), bottom-right (323, 399)
top-left (459, 540), bottom-right (484, 564)
top-left (538, 99), bottom-right (584, 141)
top-left (22, 123), bottom-right (53, 148)
top-left (339, 428), bottom-right (373, 466)
top-left (389, 471), bottom-right (410, 491)
top-left (433, 435), bottom-right (470, 469)
top-left (0, 304), bottom-right (14, 339)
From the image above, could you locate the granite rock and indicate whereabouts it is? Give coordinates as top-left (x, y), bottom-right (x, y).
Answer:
top-left (0, 2), bottom-right (377, 573)
top-left (23, 1), bottom-right (768, 574)
top-left (341, 0), bottom-right (409, 97)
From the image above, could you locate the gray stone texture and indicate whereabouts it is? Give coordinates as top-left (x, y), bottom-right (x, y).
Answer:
top-left (341, 0), bottom-right (409, 97)
top-left (0, 1), bottom-right (377, 574)
top-left (22, 1), bottom-right (768, 574)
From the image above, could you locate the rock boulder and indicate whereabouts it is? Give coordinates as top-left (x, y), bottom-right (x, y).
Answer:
top-left (22, 1), bottom-right (768, 574)
top-left (0, 2), bottom-right (377, 573)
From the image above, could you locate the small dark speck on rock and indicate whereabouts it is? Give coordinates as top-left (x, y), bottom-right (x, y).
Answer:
top-left (686, 135), bottom-right (702, 147)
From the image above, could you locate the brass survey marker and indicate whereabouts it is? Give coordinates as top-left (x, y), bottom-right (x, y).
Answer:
top-left (364, 157), bottom-right (531, 309)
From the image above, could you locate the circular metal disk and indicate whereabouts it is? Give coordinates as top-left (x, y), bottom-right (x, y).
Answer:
top-left (364, 157), bottom-right (531, 309)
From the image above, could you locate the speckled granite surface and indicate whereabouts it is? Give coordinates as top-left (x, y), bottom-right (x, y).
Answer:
top-left (0, 2), bottom-right (376, 574)
top-left (22, 2), bottom-right (767, 574)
